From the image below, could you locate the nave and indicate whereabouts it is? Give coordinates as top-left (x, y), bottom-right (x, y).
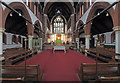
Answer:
top-left (19, 49), bottom-right (95, 81)
top-left (0, 0), bottom-right (120, 83)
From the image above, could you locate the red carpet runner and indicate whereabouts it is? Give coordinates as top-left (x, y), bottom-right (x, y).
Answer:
top-left (19, 49), bottom-right (95, 81)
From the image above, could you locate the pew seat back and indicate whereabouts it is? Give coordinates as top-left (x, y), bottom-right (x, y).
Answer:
top-left (78, 63), bottom-right (120, 82)
top-left (0, 65), bottom-right (43, 81)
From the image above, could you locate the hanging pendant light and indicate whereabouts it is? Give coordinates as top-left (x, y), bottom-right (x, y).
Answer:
top-left (10, 13), bottom-right (12, 17)
top-left (106, 13), bottom-right (109, 16)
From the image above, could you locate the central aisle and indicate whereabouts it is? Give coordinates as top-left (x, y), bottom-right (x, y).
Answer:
top-left (19, 49), bottom-right (95, 81)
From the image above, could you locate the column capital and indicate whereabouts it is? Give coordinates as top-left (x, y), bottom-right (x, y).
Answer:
top-left (85, 35), bottom-right (90, 38)
top-left (0, 28), bottom-right (5, 33)
top-left (28, 35), bottom-right (33, 39)
top-left (24, 37), bottom-right (27, 42)
top-left (44, 14), bottom-right (47, 17)
top-left (113, 26), bottom-right (120, 31)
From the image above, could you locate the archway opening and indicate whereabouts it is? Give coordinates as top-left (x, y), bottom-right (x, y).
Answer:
top-left (90, 9), bottom-right (114, 48)
top-left (52, 15), bottom-right (65, 45)
top-left (44, 2), bottom-right (73, 45)
top-left (4, 9), bottom-right (28, 49)
top-left (34, 23), bottom-right (40, 38)
top-left (5, 9), bottom-right (28, 36)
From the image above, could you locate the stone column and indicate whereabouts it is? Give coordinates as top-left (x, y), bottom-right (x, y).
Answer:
top-left (65, 24), bottom-right (67, 33)
top-left (84, 35), bottom-right (90, 56)
top-left (71, 14), bottom-right (74, 43)
top-left (0, 28), bottom-right (5, 55)
top-left (40, 38), bottom-right (42, 50)
top-left (44, 14), bottom-right (47, 43)
top-left (50, 24), bottom-right (52, 33)
top-left (28, 35), bottom-right (33, 50)
top-left (113, 26), bottom-right (120, 59)
top-left (85, 35), bottom-right (90, 49)
top-left (76, 38), bottom-right (79, 49)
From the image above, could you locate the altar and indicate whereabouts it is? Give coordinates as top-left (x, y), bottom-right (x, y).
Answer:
top-left (53, 46), bottom-right (66, 53)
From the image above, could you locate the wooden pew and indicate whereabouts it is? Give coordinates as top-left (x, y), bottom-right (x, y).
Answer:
top-left (0, 55), bottom-right (5, 65)
top-left (4, 49), bottom-right (37, 65)
top-left (0, 65), bottom-right (43, 81)
top-left (98, 76), bottom-right (120, 80)
top-left (0, 78), bottom-right (24, 81)
top-left (0, 78), bottom-right (24, 83)
top-left (3, 48), bottom-right (25, 58)
top-left (88, 76), bottom-right (120, 83)
top-left (77, 63), bottom-right (120, 82)
top-left (2, 48), bottom-right (25, 65)
top-left (81, 48), bottom-right (116, 63)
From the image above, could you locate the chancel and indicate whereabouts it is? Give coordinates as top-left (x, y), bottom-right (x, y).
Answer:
top-left (0, 0), bottom-right (120, 82)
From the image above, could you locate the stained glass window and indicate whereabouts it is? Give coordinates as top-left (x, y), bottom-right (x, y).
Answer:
top-left (54, 16), bottom-right (64, 34)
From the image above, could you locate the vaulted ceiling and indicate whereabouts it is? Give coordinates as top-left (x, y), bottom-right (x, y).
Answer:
top-left (44, 2), bottom-right (74, 21)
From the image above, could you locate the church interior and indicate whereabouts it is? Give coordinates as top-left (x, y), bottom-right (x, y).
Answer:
top-left (0, 0), bottom-right (120, 82)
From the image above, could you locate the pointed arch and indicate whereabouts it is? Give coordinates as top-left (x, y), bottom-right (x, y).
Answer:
top-left (34, 20), bottom-right (42, 38)
top-left (75, 20), bottom-right (84, 38)
top-left (84, 2), bottom-right (115, 35)
top-left (52, 15), bottom-right (65, 33)
top-left (2, 2), bottom-right (34, 35)
top-left (114, 2), bottom-right (120, 26)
